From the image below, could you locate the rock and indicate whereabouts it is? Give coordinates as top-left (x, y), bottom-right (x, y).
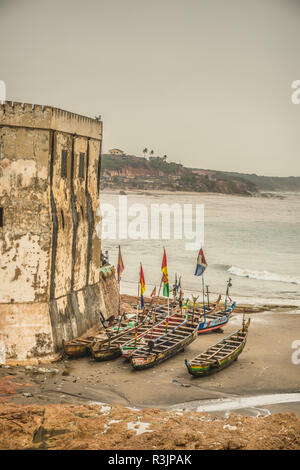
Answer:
top-left (223, 424), bottom-right (237, 431)
top-left (37, 367), bottom-right (48, 374)
top-left (22, 392), bottom-right (33, 398)
top-left (181, 383), bottom-right (191, 388)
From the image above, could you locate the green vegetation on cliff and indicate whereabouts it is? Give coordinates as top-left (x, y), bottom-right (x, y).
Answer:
top-left (101, 154), bottom-right (258, 195)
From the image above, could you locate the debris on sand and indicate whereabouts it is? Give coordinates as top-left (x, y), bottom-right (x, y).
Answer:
top-left (0, 403), bottom-right (299, 450)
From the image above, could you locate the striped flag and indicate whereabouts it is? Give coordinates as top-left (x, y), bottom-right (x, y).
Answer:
top-left (117, 245), bottom-right (124, 282)
top-left (140, 264), bottom-right (146, 309)
top-left (161, 248), bottom-right (169, 297)
top-left (194, 248), bottom-right (207, 276)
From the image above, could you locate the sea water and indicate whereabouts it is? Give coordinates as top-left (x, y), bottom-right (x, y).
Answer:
top-left (100, 191), bottom-right (300, 306)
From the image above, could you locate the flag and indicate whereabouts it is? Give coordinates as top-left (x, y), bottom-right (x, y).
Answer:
top-left (140, 264), bottom-right (146, 309)
top-left (161, 248), bottom-right (169, 297)
top-left (194, 248), bottom-right (207, 276)
top-left (150, 286), bottom-right (156, 297)
top-left (117, 245), bottom-right (124, 282)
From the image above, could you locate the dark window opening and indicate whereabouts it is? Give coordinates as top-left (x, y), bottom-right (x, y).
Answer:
top-left (0, 207), bottom-right (3, 227)
top-left (79, 153), bottom-right (85, 179)
top-left (61, 150), bottom-right (68, 178)
top-left (61, 210), bottom-right (65, 229)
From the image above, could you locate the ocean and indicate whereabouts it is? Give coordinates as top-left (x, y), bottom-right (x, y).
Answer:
top-left (99, 191), bottom-right (300, 306)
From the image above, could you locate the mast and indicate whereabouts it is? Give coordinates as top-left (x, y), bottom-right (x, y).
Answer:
top-left (206, 285), bottom-right (210, 308)
top-left (225, 277), bottom-right (232, 311)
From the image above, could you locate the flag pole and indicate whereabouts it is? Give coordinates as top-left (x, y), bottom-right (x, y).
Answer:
top-left (157, 274), bottom-right (163, 298)
top-left (136, 274), bottom-right (140, 323)
top-left (225, 277), bottom-right (232, 311)
top-left (202, 273), bottom-right (206, 321)
top-left (206, 285), bottom-right (210, 308)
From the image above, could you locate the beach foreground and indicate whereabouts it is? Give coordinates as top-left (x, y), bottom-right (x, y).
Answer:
top-left (0, 403), bottom-right (299, 450)
top-left (0, 305), bottom-right (300, 449)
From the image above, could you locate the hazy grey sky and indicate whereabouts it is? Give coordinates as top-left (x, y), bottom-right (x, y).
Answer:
top-left (1, 0), bottom-right (300, 176)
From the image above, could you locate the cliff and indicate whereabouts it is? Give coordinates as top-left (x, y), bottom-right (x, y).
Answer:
top-left (100, 154), bottom-right (257, 195)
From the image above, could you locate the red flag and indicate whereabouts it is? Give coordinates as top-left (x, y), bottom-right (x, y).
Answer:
top-left (117, 245), bottom-right (124, 282)
top-left (161, 248), bottom-right (168, 272)
top-left (161, 248), bottom-right (169, 297)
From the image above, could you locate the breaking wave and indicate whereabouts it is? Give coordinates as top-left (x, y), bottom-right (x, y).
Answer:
top-left (228, 266), bottom-right (300, 285)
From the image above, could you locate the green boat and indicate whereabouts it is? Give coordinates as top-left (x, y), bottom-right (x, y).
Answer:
top-left (185, 318), bottom-right (250, 377)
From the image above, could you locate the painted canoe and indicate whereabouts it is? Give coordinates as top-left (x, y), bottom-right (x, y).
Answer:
top-left (62, 337), bottom-right (97, 358)
top-left (64, 296), bottom-right (176, 358)
top-left (197, 302), bottom-right (236, 334)
top-left (185, 318), bottom-right (250, 377)
top-left (63, 315), bottom-right (140, 358)
top-left (129, 314), bottom-right (200, 370)
top-left (90, 311), bottom-right (168, 362)
top-left (121, 309), bottom-right (186, 359)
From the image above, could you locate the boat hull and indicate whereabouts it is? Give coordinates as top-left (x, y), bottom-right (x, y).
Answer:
top-left (130, 329), bottom-right (198, 370)
top-left (63, 344), bottom-right (90, 358)
top-left (197, 314), bottom-right (230, 334)
top-left (186, 341), bottom-right (246, 376)
top-left (121, 310), bottom-right (183, 359)
top-left (186, 318), bottom-right (249, 377)
top-left (90, 346), bottom-right (121, 362)
top-left (197, 302), bottom-right (236, 334)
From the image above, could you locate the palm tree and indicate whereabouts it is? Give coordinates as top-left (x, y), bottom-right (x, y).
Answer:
top-left (150, 149), bottom-right (154, 157)
top-left (143, 148), bottom-right (148, 158)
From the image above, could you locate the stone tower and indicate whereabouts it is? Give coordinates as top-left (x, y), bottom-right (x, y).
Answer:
top-left (0, 102), bottom-right (118, 363)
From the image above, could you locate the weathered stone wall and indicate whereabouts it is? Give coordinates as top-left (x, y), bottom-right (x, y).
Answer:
top-left (0, 102), bottom-right (118, 363)
top-left (72, 136), bottom-right (89, 292)
top-left (0, 271), bottom-right (119, 362)
top-left (49, 270), bottom-right (119, 353)
top-left (0, 302), bottom-right (53, 362)
top-left (86, 138), bottom-right (101, 285)
top-left (0, 125), bottom-right (51, 303)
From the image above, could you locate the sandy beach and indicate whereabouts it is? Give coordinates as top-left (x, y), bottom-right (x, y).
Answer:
top-left (1, 307), bottom-right (299, 412)
top-left (0, 304), bottom-right (300, 449)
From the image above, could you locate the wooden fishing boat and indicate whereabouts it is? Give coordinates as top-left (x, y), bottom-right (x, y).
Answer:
top-left (129, 313), bottom-right (199, 370)
top-left (62, 336), bottom-right (100, 358)
top-left (185, 318), bottom-right (250, 377)
top-left (63, 315), bottom-right (139, 358)
top-left (121, 309), bottom-right (185, 358)
top-left (197, 301), bottom-right (236, 334)
top-left (90, 311), bottom-right (168, 362)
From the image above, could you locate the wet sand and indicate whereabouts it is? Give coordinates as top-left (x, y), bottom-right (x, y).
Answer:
top-left (1, 309), bottom-right (300, 417)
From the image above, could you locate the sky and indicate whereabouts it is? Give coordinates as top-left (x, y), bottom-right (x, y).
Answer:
top-left (0, 0), bottom-right (300, 177)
